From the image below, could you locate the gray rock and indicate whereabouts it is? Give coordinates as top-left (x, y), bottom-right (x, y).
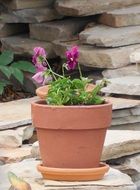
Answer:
top-left (30, 17), bottom-right (94, 42)
top-left (112, 115), bottom-right (140, 126)
top-left (0, 145), bottom-right (32, 164)
top-left (0, 126), bottom-right (33, 148)
top-left (0, 7), bottom-right (62, 23)
top-left (55, 0), bottom-right (140, 16)
top-left (1, 35), bottom-right (56, 59)
top-left (0, 158), bottom-right (136, 190)
top-left (102, 130), bottom-right (140, 161)
top-left (102, 65), bottom-right (138, 78)
top-left (31, 141), bottom-right (40, 159)
top-left (110, 123), bottom-right (140, 131)
top-left (2, 0), bottom-right (55, 10)
top-left (98, 5), bottom-right (140, 27)
top-left (100, 76), bottom-right (140, 96)
top-left (79, 25), bottom-right (140, 47)
top-left (0, 97), bottom-right (38, 130)
top-left (53, 40), bottom-right (140, 68)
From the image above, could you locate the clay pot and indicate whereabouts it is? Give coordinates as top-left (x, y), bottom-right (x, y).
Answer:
top-left (32, 100), bottom-right (112, 171)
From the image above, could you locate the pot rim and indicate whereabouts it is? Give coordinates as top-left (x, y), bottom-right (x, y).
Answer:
top-left (31, 100), bottom-right (112, 109)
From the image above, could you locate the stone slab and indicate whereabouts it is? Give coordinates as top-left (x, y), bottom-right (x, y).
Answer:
top-left (102, 65), bottom-right (138, 78)
top-left (0, 126), bottom-right (33, 148)
top-left (112, 115), bottom-right (140, 126)
top-left (100, 76), bottom-right (140, 96)
top-left (130, 49), bottom-right (140, 73)
top-left (0, 145), bottom-right (32, 164)
top-left (1, 35), bottom-right (56, 59)
top-left (0, 97), bottom-right (38, 130)
top-left (30, 17), bottom-right (93, 42)
top-left (0, 7), bottom-right (62, 23)
top-left (98, 5), bottom-right (140, 27)
top-left (53, 40), bottom-right (140, 68)
top-left (0, 159), bottom-right (136, 190)
top-left (0, 23), bottom-right (27, 37)
top-left (55, 0), bottom-right (140, 16)
top-left (79, 25), bottom-right (140, 47)
top-left (110, 123), bottom-right (140, 131)
top-left (2, 0), bottom-right (55, 10)
top-left (102, 130), bottom-right (140, 161)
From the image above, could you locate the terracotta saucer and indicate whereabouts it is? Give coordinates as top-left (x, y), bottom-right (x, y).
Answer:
top-left (37, 162), bottom-right (109, 181)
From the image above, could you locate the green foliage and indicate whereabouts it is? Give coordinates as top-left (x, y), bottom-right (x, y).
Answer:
top-left (47, 77), bottom-right (106, 105)
top-left (0, 51), bottom-right (35, 95)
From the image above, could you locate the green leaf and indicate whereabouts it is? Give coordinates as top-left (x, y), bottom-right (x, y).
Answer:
top-left (0, 80), bottom-right (11, 95)
top-left (12, 61), bottom-right (36, 73)
top-left (0, 51), bottom-right (14, 66)
top-left (11, 67), bottom-right (24, 84)
top-left (0, 65), bottom-right (12, 78)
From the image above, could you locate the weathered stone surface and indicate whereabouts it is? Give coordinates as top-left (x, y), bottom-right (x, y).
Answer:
top-left (53, 40), bottom-right (140, 68)
top-left (31, 141), bottom-right (40, 159)
top-left (102, 65), bottom-right (138, 78)
top-left (98, 5), bottom-right (140, 27)
top-left (0, 7), bottom-right (62, 23)
top-left (0, 126), bottom-right (33, 148)
top-left (55, 0), bottom-right (140, 16)
top-left (0, 145), bottom-right (32, 164)
top-left (105, 97), bottom-right (140, 110)
top-left (79, 25), bottom-right (140, 47)
top-left (112, 116), bottom-right (140, 126)
top-left (1, 35), bottom-right (56, 59)
top-left (30, 17), bottom-right (93, 42)
top-left (100, 76), bottom-right (140, 96)
top-left (0, 158), bottom-right (136, 190)
top-left (0, 97), bottom-right (38, 130)
top-left (111, 123), bottom-right (140, 131)
top-left (130, 49), bottom-right (140, 73)
top-left (102, 130), bottom-right (140, 161)
top-left (2, 0), bottom-right (55, 10)
top-left (0, 23), bottom-right (27, 37)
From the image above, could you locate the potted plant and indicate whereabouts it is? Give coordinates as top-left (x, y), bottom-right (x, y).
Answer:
top-left (31, 46), bottom-right (112, 181)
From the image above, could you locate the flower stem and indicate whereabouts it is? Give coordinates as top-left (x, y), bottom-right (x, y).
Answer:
top-left (78, 62), bottom-right (83, 79)
top-left (45, 58), bottom-right (64, 80)
top-left (62, 65), bottom-right (65, 77)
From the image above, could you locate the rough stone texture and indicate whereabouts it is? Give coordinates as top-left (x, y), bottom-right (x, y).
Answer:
top-left (130, 49), bottom-right (140, 73)
top-left (53, 40), bottom-right (140, 68)
top-left (31, 141), bottom-right (40, 159)
top-left (1, 35), bottom-right (56, 59)
top-left (0, 126), bottom-right (33, 148)
top-left (102, 65), bottom-right (138, 78)
top-left (0, 159), bottom-right (136, 190)
top-left (111, 123), bottom-right (140, 131)
top-left (79, 25), bottom-right (140, 47)
top-left (102, 130), bottom-right (140, 161)
top-left (55, 0), bottom-right (140, 16)
top-left (2, 0), bottom-right (55, 10)
top-left (0, 7), bottom-right (62, 23)
top-left (100, 76), bottom-right (140, 96)
top-left (112, 116), bottom-right (140, 126)
top-left (0, 23), bottom-right (27, 37)
top-left (0, 145), bottom-right (32, 164)
top-left (105, 97), bottom-right (140, 110)
top-left (98, 5), bottom-right (140, 27)
top-left (0, 97), bottom-right (38, 130)
top-left (30, 17), bottom-right (93, 42)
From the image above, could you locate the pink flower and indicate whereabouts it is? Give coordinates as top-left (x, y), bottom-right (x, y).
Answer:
top-left (32, 47), bottom-right (47, 72)
top-left (32, 71), bottom-right (45, 84)
top-left (66, 46), bottom-right (79, 70)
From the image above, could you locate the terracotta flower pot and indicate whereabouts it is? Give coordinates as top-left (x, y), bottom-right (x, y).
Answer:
top-left (31, 98), bottom-right (112, 180)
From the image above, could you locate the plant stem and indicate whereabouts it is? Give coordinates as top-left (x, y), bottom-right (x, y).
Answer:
top-left (45, 58), bottom-right (64, 80)
top-left (62, 65), bottom-right (65, 77)
top-left (78, 62), bottom-right (83, 79)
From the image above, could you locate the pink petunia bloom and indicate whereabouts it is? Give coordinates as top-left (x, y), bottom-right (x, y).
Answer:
top-left (32, 71), bottom-right (45, 84)
top-left (32, 47), bottom-right (47, 72)
top-left (66, 46), bottom-right (79, 70)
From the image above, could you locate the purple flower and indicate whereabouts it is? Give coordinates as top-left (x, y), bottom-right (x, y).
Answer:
top-left (32, 47), bottom-right (47, 72)
top-left (66, 46), bottom-right (79, 70)
top-left (32, 71), bottom-right (52, 85)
